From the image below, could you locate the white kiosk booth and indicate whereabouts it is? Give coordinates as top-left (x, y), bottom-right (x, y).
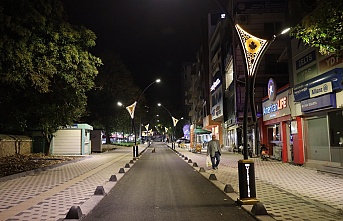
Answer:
top-left (51, 124), bottom-right (93, 155)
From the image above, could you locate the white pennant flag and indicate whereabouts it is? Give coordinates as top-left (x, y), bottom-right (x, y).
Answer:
top-left (172, 117), bottom-right (179, 127)
top-left (126, 101), bottom-right (137, 119)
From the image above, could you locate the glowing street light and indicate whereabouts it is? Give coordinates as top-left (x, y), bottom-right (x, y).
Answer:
top-left (210, 0), bottom-right (290, 206)
top-left (157, 103), bottom-right (180, 149)
top-left (124, 78), bottom-right (161, 157)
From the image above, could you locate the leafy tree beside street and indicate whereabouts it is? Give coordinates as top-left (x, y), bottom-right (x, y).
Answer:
top-left (85, 52), bottom-right (145, 144)
top-left (0, 0), bottom-right (102, 154)
top-left (291, 0), bottom-right (343, 57)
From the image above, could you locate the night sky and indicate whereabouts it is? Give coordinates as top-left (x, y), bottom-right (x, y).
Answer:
top-left (61, 0), bottom-right (221, 114)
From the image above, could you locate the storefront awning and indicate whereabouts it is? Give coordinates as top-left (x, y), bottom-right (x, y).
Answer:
top-left (194, 128), bottom-right (212, 134)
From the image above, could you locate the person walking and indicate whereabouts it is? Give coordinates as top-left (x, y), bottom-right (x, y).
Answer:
top-left (207, 134), bottom-right (222, 170)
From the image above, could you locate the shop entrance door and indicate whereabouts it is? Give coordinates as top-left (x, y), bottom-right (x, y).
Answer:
top-left (267, 124), bottom-right (281, 160)
top-left (328, 110), bottom-right (343, 166)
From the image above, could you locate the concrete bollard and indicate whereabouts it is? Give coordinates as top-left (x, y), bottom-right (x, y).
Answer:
top-left (129, 160), bottom-right (134, 164)
top-left (109, 175), bottom-right (117, 182)
top-left (188, 159), bottom-right (192, 163)
top-left (199, 167), bottom-right (206, 172)
top-left (251, 202), bottom-right (268, 215)
top-left (193, 162), bottom-right (198, 167)
top-left (65, 206), bottom-right (83, 219)
top-left (125, 163), bottom-right (130, 168)
top-left (119, 168), bottom-right (125, 173)
top-left (184, 157), bottom-right (188, 160)
top-left (209, 174), bottom-right (217, 180)
top-left (224, 184), bottom-right (235, 193)
top-left (94, 186), bottom-right (106, 195)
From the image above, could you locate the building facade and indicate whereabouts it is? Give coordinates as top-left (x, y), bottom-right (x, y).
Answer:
top-left (182, 0), bottom-right (343, 172)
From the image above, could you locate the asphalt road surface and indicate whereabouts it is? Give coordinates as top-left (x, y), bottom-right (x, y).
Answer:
top-left (83, 143), bottom-right (256, 221)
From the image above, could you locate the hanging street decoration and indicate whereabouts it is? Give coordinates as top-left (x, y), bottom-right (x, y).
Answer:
top-left (172, 117), bottom-right (179, 127)
top-left (126, 101), bottom-right (137, 119)
top-left (235, 24), bottom-right (268, 76)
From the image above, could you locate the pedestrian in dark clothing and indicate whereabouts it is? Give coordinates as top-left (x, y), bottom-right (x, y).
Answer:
top-left (207, 135), bottom-right (222, 170)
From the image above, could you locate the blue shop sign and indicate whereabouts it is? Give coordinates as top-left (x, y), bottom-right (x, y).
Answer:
top-left (301, 93), bottom-right (336, 112)
top-left (293, 68), bottom-right (343, 102)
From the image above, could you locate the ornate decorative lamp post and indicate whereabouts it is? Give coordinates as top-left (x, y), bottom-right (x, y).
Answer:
top-left (234, 25), bottom-right (290, 205)
top-left (125, 79), bottom-right (161, 157)
top-left (158, 103), bottom-right (179, 149)
top-left (207, 0), bottom-right (290, 206)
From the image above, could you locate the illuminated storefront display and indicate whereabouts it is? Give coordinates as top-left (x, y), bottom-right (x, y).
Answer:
top-left (261, 81), bottom-right (291, 163)
top-left (210, 76), bottom-right (223, 120)
top-left (263, 94), bottom-right (290, 121)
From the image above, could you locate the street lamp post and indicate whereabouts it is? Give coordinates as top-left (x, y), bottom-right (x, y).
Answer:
top-left (234, 25), bottom-right (290, 205)
top-left (208, 2), bottom-right (290, 206)
top-left (125, 79), bottom-right (160, 157)
top-left (157, 103), bottom-right (179, 149)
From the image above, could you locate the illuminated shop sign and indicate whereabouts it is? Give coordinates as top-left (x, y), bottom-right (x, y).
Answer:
top-left (309, 82), bottom-right (332, 98)
top-left (263, 97), bottom-right (287, 115)
top-left (293, 68), bottom-right (343, 102)
top-left (263, 86), bottom-right (290, 121)
top-left (210, 78), bottom-right (221, 92)
top-left (268, 78), bottom-right (277, 101)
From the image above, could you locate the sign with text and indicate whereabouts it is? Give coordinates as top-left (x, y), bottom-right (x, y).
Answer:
top-left (301, 93), bottom-right (336, 112)
top-left (262, 89), bottom-right (290, 121)
top-left (295, 50), bottom-right (316, 70)
top-left (293, 68), bottom-right (343, 102)
top-left (309, 82), bottom-right (332, 98)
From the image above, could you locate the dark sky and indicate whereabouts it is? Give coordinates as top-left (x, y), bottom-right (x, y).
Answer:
top-left (61, 0), bottom-right (221, 114)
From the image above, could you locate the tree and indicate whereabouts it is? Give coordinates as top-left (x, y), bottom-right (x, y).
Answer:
top-left (0, 0), bottom-right (102, 154)
top-left (85, 53), bottom-right (143, 144)
top-left (291, 0), bottom-right (343, 57)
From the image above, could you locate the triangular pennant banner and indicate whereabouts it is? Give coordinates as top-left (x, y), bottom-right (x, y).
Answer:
top-left (145, 124), bottom-right (149, 131)
top-left (235, 24), bottom-right (268, 76)
top-left (172, 117), bottom-right (179, 127)
top-left (165, 127), bottom-right (168, 132)
top-left (126, 101), bottom-right (137, 119)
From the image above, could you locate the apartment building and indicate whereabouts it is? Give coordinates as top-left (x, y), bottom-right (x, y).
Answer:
top-left (183, 0), bottom-right (342, 173)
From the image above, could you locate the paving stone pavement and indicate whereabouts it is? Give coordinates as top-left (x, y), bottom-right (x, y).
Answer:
top-left (1, 143), bottom-right (342, 221)
top-left (0, 145), bottom-right (147, 221)
top-left (173, 145), bottom-right (343, 221)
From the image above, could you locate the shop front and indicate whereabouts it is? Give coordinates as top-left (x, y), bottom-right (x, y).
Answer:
top-left (203, 115), bottom-right (222, 145)
top-left (261, 82), bottom-right (292, 163)
top-left (293, 68), bottom-right (343, 169)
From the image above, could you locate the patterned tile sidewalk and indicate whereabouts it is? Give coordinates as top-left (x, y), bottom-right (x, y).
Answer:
top-left (1, 143), bottom-right (342, 221)
top-left (173, 145), bottom-right (343, 221)
top-left (0, 145), bottom-right (147, 221)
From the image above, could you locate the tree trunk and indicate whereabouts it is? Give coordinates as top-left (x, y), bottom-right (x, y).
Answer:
top-left (105, 129), bottom-right (111, 144)
top-left (43, 129), bottom-right (53, 156)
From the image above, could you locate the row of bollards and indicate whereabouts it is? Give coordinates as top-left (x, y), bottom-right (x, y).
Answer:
top-left (168, 145), bottom-right (268, 217)
top-left (64, 156), bottom-right (139, 220)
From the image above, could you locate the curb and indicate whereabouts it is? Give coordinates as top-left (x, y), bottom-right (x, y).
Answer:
top-left (168, 145), bottom-right (276, 221)
top-left (61, 145), bottom-right (149, 220)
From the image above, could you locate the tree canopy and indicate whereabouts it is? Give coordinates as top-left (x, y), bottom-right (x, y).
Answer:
top-left (0, 0), bottom-right (102, 154)
top-left (85, 52), bottom-right (143, 143)
top-left (291, 0), bottom-right (343, 57)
